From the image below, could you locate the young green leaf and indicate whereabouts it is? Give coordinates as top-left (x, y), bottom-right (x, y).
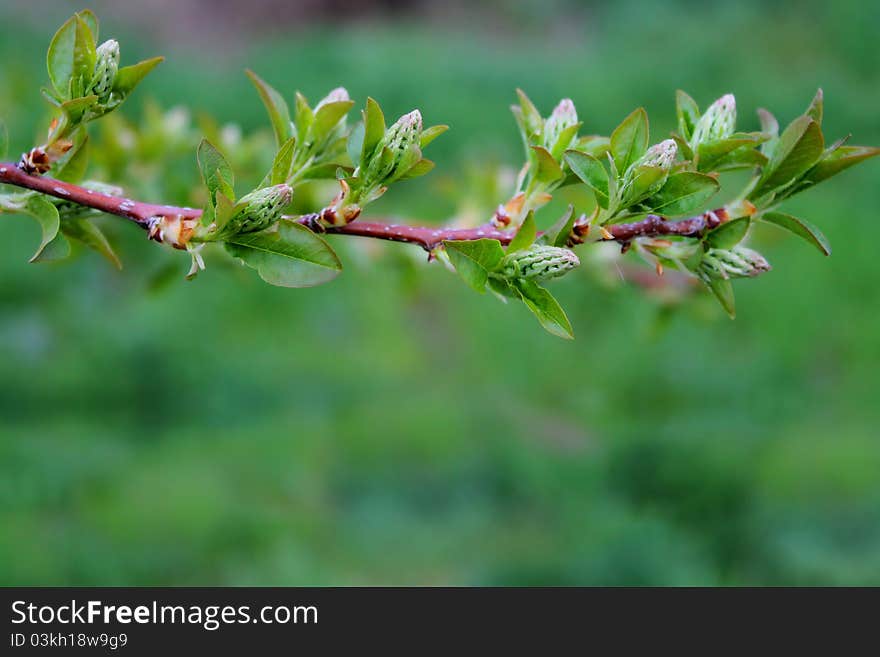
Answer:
top-left (754, 116), bottom-right (824, 195)
top-left (514, 279), bottom-right (574, 339)
top-left (443, 239), bottom-right (506, 292)
top-left (530, 145), bottom-right (564, 184)
top-left (293, 92), bottom-right (314, 146)
top-left (361, 97), bottom-right (386, 163)
top-left (47, 17), bottom-right (78, 98)
top-left (347, 120), bottom-right (365, 164)
top-left (802, 145), bottom-right (880, 186)
top-left (760, 211), bottom-right (831, 256)
top-left (54, 133), bottom-right (89, 182)
top-left (564, 150), bottom-right (609, 208)
top-left (112, 56), bottom-right (164, 97)
top-left (706, 217), bottom-right (750, 249)
top-left (507, 211), bottom-right (536, 252)
top-left (197, 139), bottom-right (234, 205)
top-left (540, 205), bottom-right (576, 247)
top-left (610, 107), bottom-right (648, 173)
top-left (71, 15), bottom-right (97, 87)
top-left (706, 277), bottom-right (736, 319)
top-left (312, 100), bottom-right (354, 142)
top-left (645, 171), bottom-right (719, 215)
top-left (757, 108), bottom-right (779, 157)
top-left (25, 195), bottom-right (70, 262)
top-left (516, 89), bottom-right (543, 138)
top-left (245, 69), bottom-right (292, 147)
top-left (225, 221), bottom-right (342, 287)
top-left (77, 10), bottom-right (99, 41)
top-left (805, 88), bottom-right (823, 124)
top-left (623, 165), bottom-right (667, 206)
top-left (675, 90), bottom-right (700, 140)
top-left (420, 124), bottom-right (449, 148)
top-left (62, 218), bottom-right (122, 269)
top-left (397, 158), bottom-right (435, 180)
top-left (270, 137), bottom-right (296, 185)
top-left (696, 134), bottom-right (766, 171)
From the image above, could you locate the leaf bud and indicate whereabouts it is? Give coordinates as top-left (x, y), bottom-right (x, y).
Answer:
top-left (90, 39), bottom-right (120, 103)
top-left (543, 98), bottom-right (578, 152)
top-left (692, 94), bottom-right (736, 146)
top-left (699, 245), bottom-right (770, 280)
top-left (226, 184), bottom-right (293, 235)
top-left (501, 244), bottom-right (580, 281)
top-left (637, 139), bottom-right (678, 171)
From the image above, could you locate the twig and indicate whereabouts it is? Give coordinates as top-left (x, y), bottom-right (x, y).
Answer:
top-left (1, 162), bottom-right (731, 250)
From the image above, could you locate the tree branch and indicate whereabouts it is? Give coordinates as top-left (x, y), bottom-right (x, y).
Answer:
top-left (1, 162), bottom-right (731, 251)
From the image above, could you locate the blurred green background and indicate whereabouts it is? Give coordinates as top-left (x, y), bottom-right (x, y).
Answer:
top-left (1, 0), bottom-right (879, 586)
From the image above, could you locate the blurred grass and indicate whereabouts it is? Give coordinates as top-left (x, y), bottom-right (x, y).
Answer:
top-left (0, 0), bottom-right (879, 585)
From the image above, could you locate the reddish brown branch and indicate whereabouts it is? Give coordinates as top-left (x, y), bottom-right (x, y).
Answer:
top-left (0, 161), bottom-right (201, 228)
top-left (1, 162), bottom-right (730, 250)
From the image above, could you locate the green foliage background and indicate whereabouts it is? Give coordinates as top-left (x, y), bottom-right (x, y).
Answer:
top-left (1, 0), bottom-right (879, 585)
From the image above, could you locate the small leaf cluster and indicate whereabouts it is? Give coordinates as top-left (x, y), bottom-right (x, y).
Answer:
top-left (1, 11), bottom-right (878, 340)
top-left (34, 11), bottom-right (162, 172)
top-left (444, 210), bottom-right (581, 338)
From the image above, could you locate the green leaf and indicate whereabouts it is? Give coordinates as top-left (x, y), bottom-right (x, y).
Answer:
top-left (270, 137), bottom-right (296, 185)
top-left (805, 88), bottom-right (823, 124)
top-left (225, 221), bottom-right (342, 288)
top-left (706, 217), bottom-right (750, 249)
top-left (293, 92), bottom-right (314, 146)
top-left (755, 116), bottom-right (824, 195)
top-left (761, 211), bottom-right (831, 256)
top-left (60, 95), bottom-right (98, 124)
top-left (549, 122), bottom-right (582, 160)
top-left (54, 133), bottom-right (89, 182)
top-left (71, 16), bottom-right (96, 86)
top-left (706, 277), bottom-right (736, 319)
top-left (697, 134), bottom-right (766, 171)
top-left (623, 165), bottom-right (667, 206)
top-left (0, 120), bottom-right (7, 159)
top-left (802, 145), bottom-right (880, 186)
top-left (62, 218), bottom-right (122, 269)
top-left (530, 146), bottom-right (564, 185)
top-left (361, 97), bottom-right (386, 163)
top-left (443, 239), bottom-right (506, 292)
top-left (347, 121), bottom-right (365, 164)
top-left (507, 211), bottom-right (536, 252)
top-left (112, 56), bottom-right (164, 97)
top-left (610, 107), bottom-right (648, 173)
top-left (420, 124), bottom-right (449, 148)
top-left (516, 89), bottom-right (543, 137)
top-left (197, 139), bottom-right (234, 205)
top-left (711, 145), bottom-right (768, 172)
top-left (675, 90), bottom-right (700, 140)
top-left (541, 205), bottom-right (576, 247)
top-left (398, 158), bottom-right (435, 180)
top-left (515, 279), bottom-right (574, 339)
top-left (564, 150), bottom-right (609, 208)
top-left (47, 17), bottom-right (78, 97)
top-left (213, 191), bottom-right (236, 232)
top-left (299, 162), bottom-right (352, 182)
top-left (25, 195), bottom-right (70, 262)
top-left (312, 100), bottom-right (354, 142)
top-left (757, 108), bottom-right (779, 157)
top-left (645, 171), bottom-right (719, 215)
top-left (245, 69), bottom-right (292, 147)
top-left (487, 276), bottom-right (518, 301)
top-left (575, 135), bottom-right (611, 158)
top-left (77, 10), bottom-right (99, 41)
